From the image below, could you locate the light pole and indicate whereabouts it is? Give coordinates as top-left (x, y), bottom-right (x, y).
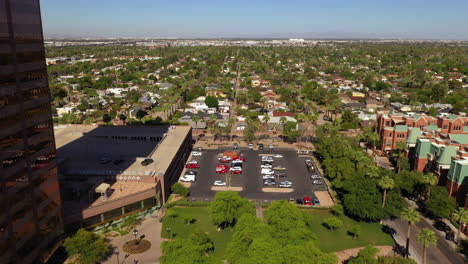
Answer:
top-left (116, 251), bottom-right (120, 264)
top-left (133, 229), bottom-right (139, 245)
top-left (166, 227), bottom-right (171, 239)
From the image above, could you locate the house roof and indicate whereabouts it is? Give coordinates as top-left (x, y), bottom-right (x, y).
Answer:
top-left (272, 111), bottom-right (294, 117)
top-left (415, 139), bottom-right (432, 158)
top-left (425, 125), bottom-right (439, 132)
top-left (438, 145), bottom-right (457, 165)
top-left (395, 125), bottom-right (408, 132)
top-left (448, 159), bottom-right (468, 184)
top-left (407, 127), bottom-right (421, 144)
top-left (449, 134), bottom-right (468, 145)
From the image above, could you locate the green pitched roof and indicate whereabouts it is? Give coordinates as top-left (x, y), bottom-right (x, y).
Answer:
top-left (412, 114), bottom-right (421, 120)
top-left (415, 139), bottom-right (432, 158)
top-left (407, 127), bottom-right (421, 144)
top-left (449, 134), bottom-right (468, 145)
top-left (438, 145), bottom-right (457, 165)
top-left (447, 114), bottom-right (458, 120)
top-left (425, 125), bottom-right (439, 132)
top-left (464, 126), bottom-right (468, 133)
top-left (448, 159), bottom-right (468, 184)
top-left (395, 125), bottom-right (408, 132)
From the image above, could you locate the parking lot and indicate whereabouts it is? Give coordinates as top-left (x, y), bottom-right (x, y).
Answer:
top-left (185, 147), bottom-right (328, 202)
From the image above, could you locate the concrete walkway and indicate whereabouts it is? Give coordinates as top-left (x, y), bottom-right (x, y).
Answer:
top-left (256, 202), bottom-right (263, 219)
top-left (102, 216), bottom-right (163, 264)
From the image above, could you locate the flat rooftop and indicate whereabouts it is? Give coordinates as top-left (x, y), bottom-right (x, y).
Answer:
top-left (54, 124), bottom-right (191, 177)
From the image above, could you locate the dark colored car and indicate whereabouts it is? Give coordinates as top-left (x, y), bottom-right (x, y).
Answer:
top-left (194, 147), bottom-right (203, 151)
top-left (296, 198), bottom-right (303, 205)
top-left (434, 221), bottom-right (450, 232)
top-left (312, 198), bottom-right (320, 206)
top-left (233, 143), bottom-right (239, 149)
top-left (275, 173), bottom-right (287, 178)
top-left (141, 158), bottom-right (153, 166)
top-left (187, 170), bottom-right (197, 175)
top-left (258, 144), bottom-right (264, 150)
top-left (446, 231), bottom-right (455, 242)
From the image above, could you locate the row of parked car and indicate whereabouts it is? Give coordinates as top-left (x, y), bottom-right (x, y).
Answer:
top-left (260, 155), bottom-right (293, 188)
top-left (181, 149), bottom-right (204, 182)
top-left (292, 197), bottom-right (320, 206)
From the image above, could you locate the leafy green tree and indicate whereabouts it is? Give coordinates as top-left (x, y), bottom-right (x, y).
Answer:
top-left (401, 207), bottom-right (421, 257)
top-left (348, 246), bottom-right (378, 264)
top-left (322, 217), bottom-right (343, 230)
top-left (417, 228), bottom-right (437, 264)
top-left (342, 175), bottom-right (384, 221)
top-left (171, 182), bottom-right (189, 196)
top-left (426, 186), bottom-right (456, 218)
top-left (265, 201), bottom-right (315, 243)
top-left (331, 204), bottom-right (344, 217)
top-left (205, 95), bottom-right (219, 108)
top-left (118, 113), bottom-right (127, 124)
top-left (102, 113), bottom-right (111, 123)
top-left (208, 191), bottom-right (254, 228)
top-left (63, 229), bottom-right (110, 264)
top-left (136, 109), bottom-right (146, 119)
top-left (160, 229), bottom-right (221, 264)
top-left (452, 207), bottom-right (468, 243)
top-left (348, 224), bottom-right (361, 239)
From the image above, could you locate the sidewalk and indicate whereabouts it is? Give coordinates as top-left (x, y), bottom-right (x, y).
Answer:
top-left (102, 216), bottom-right (163, 264)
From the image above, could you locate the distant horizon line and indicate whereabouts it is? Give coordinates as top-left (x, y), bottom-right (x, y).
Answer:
top-left (44, 37), bottom-right (468, 41)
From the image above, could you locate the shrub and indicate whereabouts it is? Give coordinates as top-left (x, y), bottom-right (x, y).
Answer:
top-left (322, 217), bottom-right (343, 230)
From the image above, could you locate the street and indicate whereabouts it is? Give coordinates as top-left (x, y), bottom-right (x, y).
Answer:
top-left (384, 208), bottom-right (466, 264)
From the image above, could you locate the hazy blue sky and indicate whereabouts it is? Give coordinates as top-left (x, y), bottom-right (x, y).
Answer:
top-left (40, 0), bottom-right (468, 39)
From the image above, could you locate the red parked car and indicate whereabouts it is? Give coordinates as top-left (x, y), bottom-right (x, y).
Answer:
top-left (303, 197), bottom-right (312, 205)
top-left (186, 161), bottom-right (200, 168)
top-left (216, 164), bottom-right (230, 173)
top-left (232, 156), bottom-right (246, 162)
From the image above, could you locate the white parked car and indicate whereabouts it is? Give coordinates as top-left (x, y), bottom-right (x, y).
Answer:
top-left (230, 166), bottom-right (242, 172)
top-left (263, 174), bottom-right (275, 179)
top-left (261, 156), bottom-right (274, 162)
top-left (261, 169), bottom-right (275, 175)
top-left (180, 175), bottom-right (196, 182)
top-left (187, 160), bottom-right (198, 164)
top-left (273, 154), bottom-right (284, 158)
top-left (191, 151), bottom-right (202, 157)
top-left (260, 164), bottom-right (273, 169)
top-left (213, 180), bottom-right (226, 186)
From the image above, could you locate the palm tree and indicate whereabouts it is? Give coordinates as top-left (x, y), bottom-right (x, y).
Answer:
top-left (392, 141), bottom-right (407, 172)
top-left (422, 173), bottom-right (438, 198)
top-left (191, 115), bottom-right (201, 129)
top-left (401, 207), bottom-right (421, 258)
top-left (417, 228), bottom-right (437, 264)
top-left (378, 175), bottom-right (395, 208)
top-left (451, 207), bottom-right (468, 243)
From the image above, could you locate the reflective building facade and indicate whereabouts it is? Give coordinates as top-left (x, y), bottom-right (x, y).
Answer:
top-left (1, 0), bottom-right (63, 263)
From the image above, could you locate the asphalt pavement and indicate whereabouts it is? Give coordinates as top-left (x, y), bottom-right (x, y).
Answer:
top-left (187, 148), bottom-right (327, 202)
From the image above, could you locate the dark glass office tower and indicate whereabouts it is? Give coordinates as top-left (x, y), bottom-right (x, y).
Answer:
top-left (1, 0), bottom-right (63, 263)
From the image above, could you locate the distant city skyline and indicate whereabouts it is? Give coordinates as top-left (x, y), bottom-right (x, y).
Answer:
top-left (41, 0), bottom-right (468, 40)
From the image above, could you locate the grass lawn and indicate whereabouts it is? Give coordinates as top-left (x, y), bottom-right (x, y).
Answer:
top-left (161, 207), bottom-right (233, 257)
top-left (304, 208), bottom-right (394, 252)
top-left (161, 206), bottom-right (393, 256)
